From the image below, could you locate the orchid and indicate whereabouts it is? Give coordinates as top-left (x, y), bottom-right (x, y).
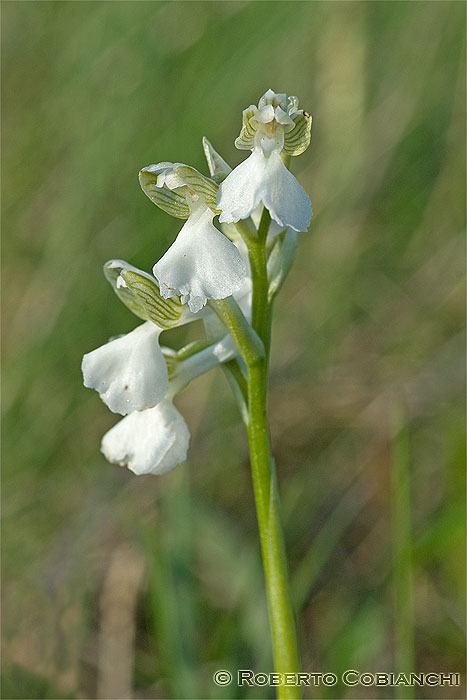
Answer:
top-left (101, 399), bottom-right (190, 475)
top-left (82, 89), bottom-right (313, 700)
top-left (100, 329), bottom-right (237, 476)
top-left (96, 331), bottom-right (238, 475)
top-left (81, 260), bottom-right (194, 416)
top-left (82, 321), bottom-right (168, 415)
top-left (218, 89), bottom-right (312, 232)
top-left (139, 162), bottom-right (246, 313)
top-left (82, 258), bottom-right (239, 473)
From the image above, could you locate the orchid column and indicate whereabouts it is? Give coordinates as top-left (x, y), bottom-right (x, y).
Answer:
top-left (82, 89), bottom-right (312, 700)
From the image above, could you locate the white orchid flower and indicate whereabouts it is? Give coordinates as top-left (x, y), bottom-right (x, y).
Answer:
top-left (218, 89), bottom-right (312, 233)
top-left (100, 334), bottom-right (237, 476)
top-left (82, 321), bottom-right (168, 416)
top-left (139, 162), bottom-right (247, 314)
top-left (154, 199), bottom-right (246, 314)
top-left (101, 399), bottom-right (190, 476)
top-left (82, 260), bottom-right (209, 416)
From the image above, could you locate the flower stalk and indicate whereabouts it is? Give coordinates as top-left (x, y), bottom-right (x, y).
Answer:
top-left (247, 213), bottom-right (301, 699)
top-left (247, 357), bottom-right (301, 699)
top-left (247, 207), bottom-right (273, 354)
top-left (83, 89), bottom-right (312, 698)
top-left (210, 209), bottom-right (301, 698)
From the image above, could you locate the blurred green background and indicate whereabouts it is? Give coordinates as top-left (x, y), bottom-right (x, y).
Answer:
top-left (2, 1), bottom-right (465, 699)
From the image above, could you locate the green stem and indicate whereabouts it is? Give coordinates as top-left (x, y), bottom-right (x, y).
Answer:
top-left (247, 358), bottom-right (301, 699)
top-left (223, 358), bottom-right (248, 404)
top-left (247, 208), bottom-right (272, 354)
top-left (211, 216), bottom-right (301, 699)
top-left (222, 359), bottom-right (249, 426)
top-left (208, 296), bottom-right (264, 367)
top-left (247, 209), bottom-right (300, 698)
top-left (232, 216), bottom-right (258, 243)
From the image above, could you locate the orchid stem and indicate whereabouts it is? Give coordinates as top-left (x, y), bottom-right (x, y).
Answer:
top-left (208, 296), bottom-right (264, 367)
top-left (248, 208), bottom-right (272, 354)
top-left (247, 210), bottom-right (300, 699)
top-left (211, 215), bottom-right (301, 699)
top-left (246, 359), bottom-right (301, 699)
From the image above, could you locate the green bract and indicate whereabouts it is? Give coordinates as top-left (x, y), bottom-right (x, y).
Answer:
top-left (104, 260), bottom-right (185, 329)
top-left (267, 230), bottom-right (299, 302)
top-left (202, 136), bottom-right (232, 180)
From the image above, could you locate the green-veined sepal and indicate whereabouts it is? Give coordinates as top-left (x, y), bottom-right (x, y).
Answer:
top-left (174, 165), bottom-right (220, 213)
top-left (104, 260), bottom-right (185, 329)
top-left (121, 269), bottom-right (185, 329)
top-left (104, 260), bottom-right (150, 320)
top-left (139, 163), bottom-right (219, 216)
top-left (234, 105), bottom-right (258, 150)
top-left (139, 166), bottom-right (190, 219)
top-left (283, 111), bottom-right (312, 156)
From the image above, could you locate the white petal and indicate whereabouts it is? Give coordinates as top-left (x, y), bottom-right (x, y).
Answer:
top-left (254, 104), bottom-right (275, 124)
top-left (101, 400), bottom-right (190, 476)
top-left (217, 149), bottom-right (265, 224)
top-left (218, 149), bottom-right (312, 233)
top-left (258, 89), bottom-right (287, 111)
top-left (82, 322), bottom-right (168, 415)
top-left (260, 151), bottom-right (312, 232)
top-left (153, 205), bottom-right (246, 313)
top-left (274, 106), bottom-right (295, 129)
